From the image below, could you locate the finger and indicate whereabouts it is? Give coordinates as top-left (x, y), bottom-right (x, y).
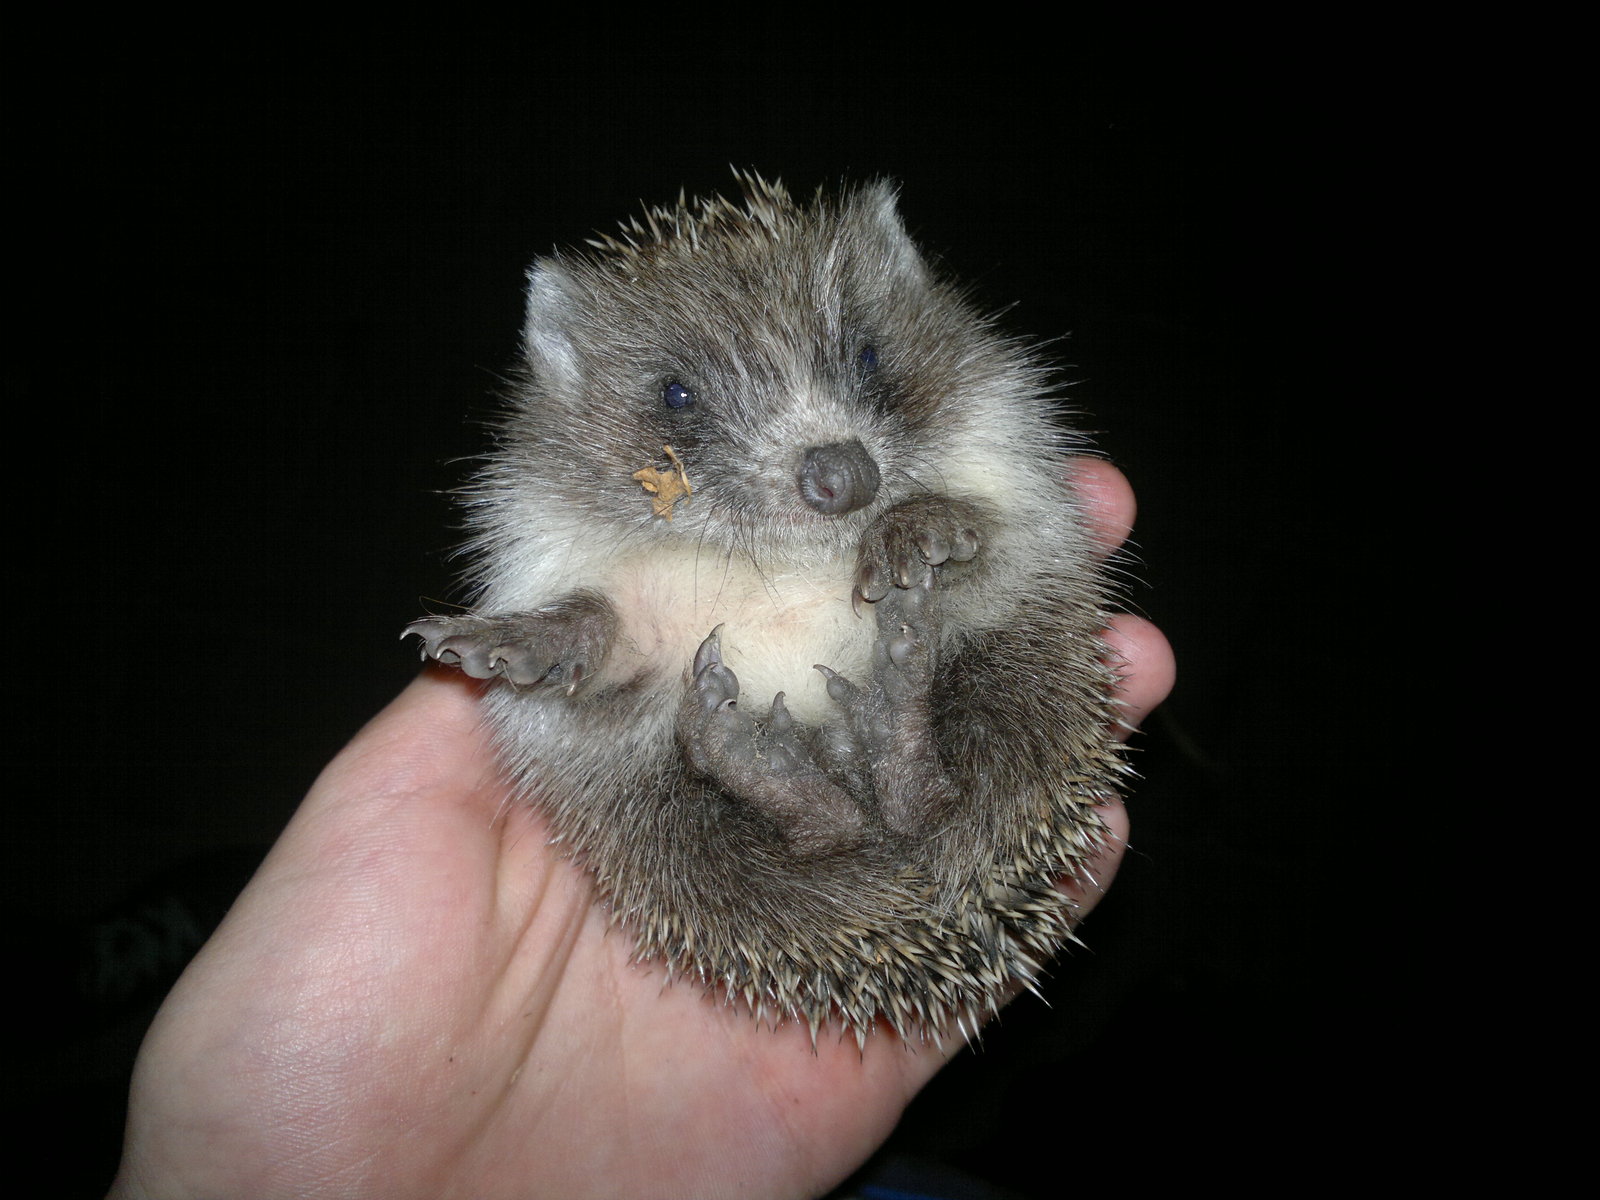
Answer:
top-left (1101, 613), bottom-right (1175, 738)
top-left (1068, 456), bottom-right (1137, 559)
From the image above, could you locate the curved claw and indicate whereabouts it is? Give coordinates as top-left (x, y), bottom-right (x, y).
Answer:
top-left (693, 624), bottom-right (726, 677)
top-left (770, 691), bottom-right (793, 733)
top-left (403, 617), bottom-right (447, 659)
top-left (852, 569), bottom-right (890, 617)
top-left (814, 663), bottom-right (861, 707)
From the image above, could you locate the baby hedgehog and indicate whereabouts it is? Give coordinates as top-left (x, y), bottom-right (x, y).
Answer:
top-left (408, 174), bottom-right (1129, 1045)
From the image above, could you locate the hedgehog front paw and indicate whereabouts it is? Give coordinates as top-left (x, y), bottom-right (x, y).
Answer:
top-left (681, 628), bottom-right (866, 854)
top-left (406, 614), bottom-right (593, 690)
top-left (853, 496), bottom-right (985, 608)
top-left (405, 594), bottom-right (616, 694)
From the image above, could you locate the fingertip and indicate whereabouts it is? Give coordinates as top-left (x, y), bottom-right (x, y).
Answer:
top-left (1068, 457), bottom-right (1137, 557)
top-left (1101, 613), bottom-right (1175, 736)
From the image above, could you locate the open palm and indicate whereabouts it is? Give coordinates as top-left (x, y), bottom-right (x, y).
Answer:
top-left (111, 461), bottom-right (1169, 1200)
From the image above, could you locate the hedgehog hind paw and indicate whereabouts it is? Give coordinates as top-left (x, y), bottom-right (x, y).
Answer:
top-left (681, 629), bottom-right (870, 855)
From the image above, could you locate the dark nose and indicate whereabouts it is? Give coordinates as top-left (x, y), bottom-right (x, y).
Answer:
top-left (798, 440), bottom-right (881, 515)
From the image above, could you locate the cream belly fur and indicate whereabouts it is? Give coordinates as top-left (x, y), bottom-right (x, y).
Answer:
top-left (605, 550), bottom-right (870, 725)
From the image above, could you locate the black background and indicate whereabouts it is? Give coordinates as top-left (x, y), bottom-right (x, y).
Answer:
top-left (13, 41), bottom-right (1361, 1198)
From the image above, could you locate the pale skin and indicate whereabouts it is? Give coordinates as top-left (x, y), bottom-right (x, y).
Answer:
top-left (110, 460), bottom-right (1174, 1200)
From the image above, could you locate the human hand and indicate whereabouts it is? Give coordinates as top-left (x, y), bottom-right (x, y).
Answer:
top-left (110, 459), bottom-right (1172, 1200)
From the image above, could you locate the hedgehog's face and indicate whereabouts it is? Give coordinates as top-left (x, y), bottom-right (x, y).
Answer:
top-left (622, 284), bottom-right (893, 539)
top-left (512, 185), bottom-right (1026, 559)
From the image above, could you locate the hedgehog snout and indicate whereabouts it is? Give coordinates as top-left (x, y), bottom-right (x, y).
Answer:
top-left (797, 440), bottom-right (881, 516)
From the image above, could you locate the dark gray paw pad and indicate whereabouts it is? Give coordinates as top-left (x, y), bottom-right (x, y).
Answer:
top-left (431, 633), bottom-right (501, 679)
top-left (884, 596), bottom-right (938, 701)
top-left (761, 693), bottom-right (817, 773)
top-left (815, 663), bottom-right (892, 746)
top-left (494, 645), bottom-right (584, 689)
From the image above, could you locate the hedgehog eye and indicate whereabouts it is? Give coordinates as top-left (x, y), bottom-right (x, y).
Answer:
top-left (857, 344), bottom-right (879, 373)
top-left (662, 379), bottom-right (696, 410)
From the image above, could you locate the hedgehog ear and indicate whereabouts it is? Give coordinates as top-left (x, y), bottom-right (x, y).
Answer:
top-left (859, 181), bottom-right (929, 289)
top-left (523, 261), bottom-right (582, 391)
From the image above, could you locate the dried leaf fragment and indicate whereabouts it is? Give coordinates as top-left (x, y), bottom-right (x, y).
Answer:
top-left (632, 445), bottom-right (694, 520)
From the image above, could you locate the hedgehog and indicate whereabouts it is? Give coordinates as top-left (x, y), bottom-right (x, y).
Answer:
top-left (407, 174), bottom-right (1129, 1045)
